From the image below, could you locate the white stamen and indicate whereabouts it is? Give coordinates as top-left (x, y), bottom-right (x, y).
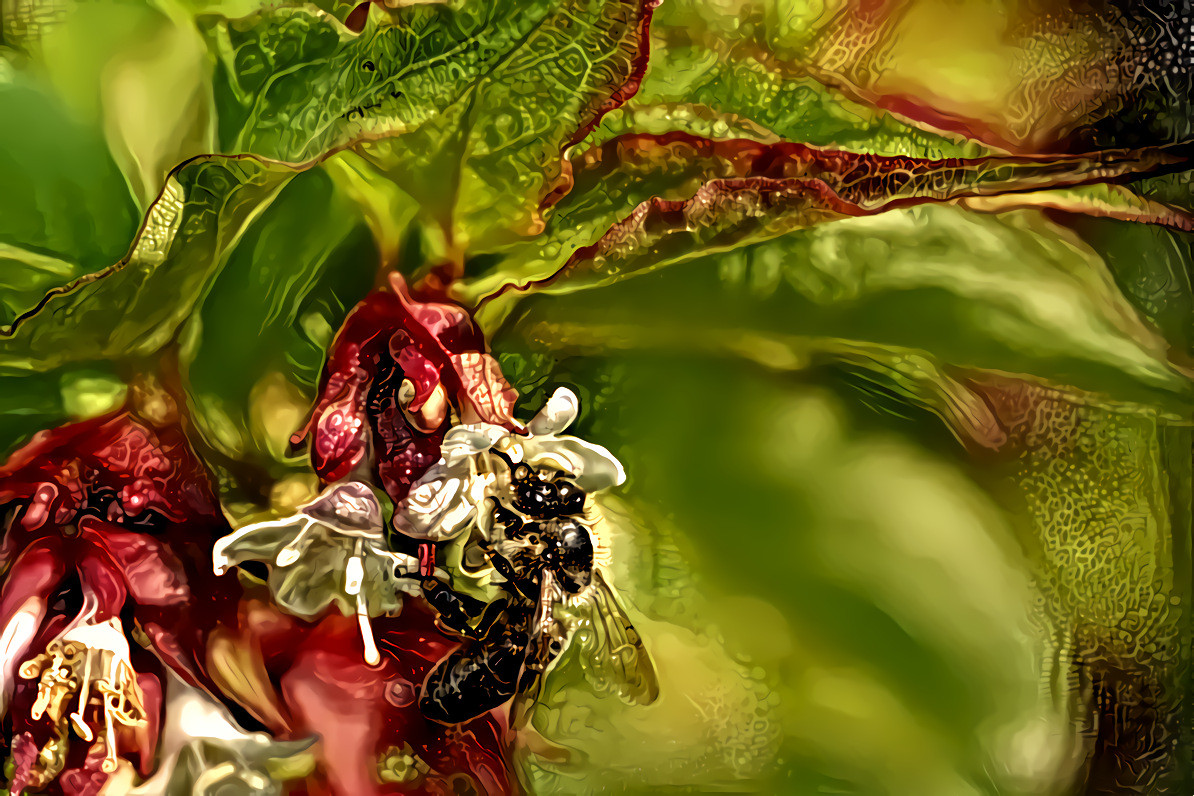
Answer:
top-left (345, 539), bottom-right (365, 596)
top-left (70, 653), bottom-right (94, 742)
top-left (357, 591), bottom-right (379, 666)
top-left (275, 517), bottom-right (316, 567)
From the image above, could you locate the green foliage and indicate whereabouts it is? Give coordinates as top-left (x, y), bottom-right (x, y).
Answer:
top-left (184, 167), bottom-right (378, 468)
top-left (0, 72), bottom-right (139, 326)
top-left (205, 1), bottom-right (652, 245)
top-left (0, 0), bottom-right (1190, 791)
top-left (0, 155), bottom-right (298, 372)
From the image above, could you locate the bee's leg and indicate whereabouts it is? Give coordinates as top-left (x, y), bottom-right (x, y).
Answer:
top-left (421, 578), bottom-right (483, 639)
top-left (474, 597), bottom-right (515, 639)
top-left (484, 550), bottom-right (540, 603)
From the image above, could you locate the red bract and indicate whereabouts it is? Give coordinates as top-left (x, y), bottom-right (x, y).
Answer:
top-left (296, 274), bottom-right (521, 502)
top-left (211, 588), bottom-right (512, 796)
top-left (0, 409), bottom-right (234, 795)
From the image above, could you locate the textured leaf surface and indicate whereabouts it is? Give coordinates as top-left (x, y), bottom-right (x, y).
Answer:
top-left (463, 134), bottom-right (1192, 306)
top-left (493, 204), bottom-right (1189, 418)
top-left (0, 155), bottom-right (299, 373)
top-left (206, 0), bottom-right (655, 244)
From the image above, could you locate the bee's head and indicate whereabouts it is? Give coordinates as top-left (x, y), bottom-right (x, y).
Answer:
top-left (509, 463), bottom-right (588, 519)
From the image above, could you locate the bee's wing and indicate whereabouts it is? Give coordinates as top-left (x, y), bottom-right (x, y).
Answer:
top-left (569, 569), bottom-right (659, 705)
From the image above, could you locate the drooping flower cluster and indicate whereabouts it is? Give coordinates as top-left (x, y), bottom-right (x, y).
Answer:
top-left (1, 277), bottom-right (638, 796)
top-left (0, 406), bottom-right (234, 793)
top-left (296, 273), bottom-right (522, 502)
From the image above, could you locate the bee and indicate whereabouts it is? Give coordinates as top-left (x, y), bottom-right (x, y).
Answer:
top-left (418, 460), bottom-right (659, 725)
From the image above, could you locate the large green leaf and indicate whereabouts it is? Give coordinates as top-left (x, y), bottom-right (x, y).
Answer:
top-left (462, 136), bottom-right (1192, 343)
top-left (591, 0), bottom-right (982, 157)
top-left (205, 0), bottom-right (654, 246)
top-left (0, 155), bottom-right (301, 373)
top-left (492, 203), bottom-right (1189, 429)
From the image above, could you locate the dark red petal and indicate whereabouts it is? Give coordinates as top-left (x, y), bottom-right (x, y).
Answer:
top-left (0, 538), bottom-right (65, 620)
top-left (78, 518), bottom-right (189, 607)
top-left (310, 387), bottom-right (370, 483)
top-left (9, 731), bottom-right (38, 795)
top-left (393, 348), bottom-right (442, 411)
top-left (280, 615), bottom-right (390, 796)
top-left (0, 539), bottom-right (66, 701)
top-left (17, 484), bottom-right (61, 532)
top-left (75, 548), bottom-right (128, 620)
top-left (129, 671), bottom-right (163, 776)
top-left (261, 607), bottom-right (512, 796)
top-left (57, 742), bottom-right (110, 796)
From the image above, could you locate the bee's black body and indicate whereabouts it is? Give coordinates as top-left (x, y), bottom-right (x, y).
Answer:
top-left (418, 463), bottom-right (588, 725)
top-left (418, 459), bottom-right (657, 725)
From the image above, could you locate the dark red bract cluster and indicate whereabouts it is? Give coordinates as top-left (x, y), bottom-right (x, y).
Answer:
top-left (218, 591), bottom-right (511, 796)
top-left (0, 401), bottom-right (515, 795)
top-left (297, 274), bottom-right (520, 504)
top-left (0, 409), bottom-right (229, 795)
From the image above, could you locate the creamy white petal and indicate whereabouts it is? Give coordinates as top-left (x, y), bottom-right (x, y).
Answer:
top-left (212, 517), bottom-right (303, 576)
top-left (440, 424), bottom-right (507, 464)
top-left (522, 436), bottom-right (626, 492)
top-left (528, 387), bottom-right (579, 436)
top-left (395, 468), bottom-right (469, 538)
top-left (0, 598), bottom-right (43, 715)
top-left (61, 617), bottom-right (133, 663)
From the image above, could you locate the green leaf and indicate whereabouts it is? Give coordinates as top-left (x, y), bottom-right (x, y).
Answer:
top-left (0, 71), bottom-right (139, 322)
top-left (460, 135), bottom-right (1190, 313)
top-left (184, 166), bottom-right (381, 469)
top-left (593, 0), bottom-right (980, 156)
top-left (0, 154), bottom-right (302, 373)
top-left (33, 0), bottom-right (217, 209)
top-left (493, 204), bottom-right (1189, 419)
top-left (204, 0), bottom-right (654, 246)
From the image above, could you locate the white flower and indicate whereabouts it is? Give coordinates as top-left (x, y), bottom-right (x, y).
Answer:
top-left (18, 612), bottom-right (148, 775)
top-left (392, 387), bottom-right (626, 542)
top-left (212, 482), bottom-right (420, 665)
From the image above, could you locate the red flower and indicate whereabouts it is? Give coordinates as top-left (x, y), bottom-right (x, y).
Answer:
top-left (0, 410), bottom-right (233, 794)
top-left (296, 274), bottom-right (520, 504)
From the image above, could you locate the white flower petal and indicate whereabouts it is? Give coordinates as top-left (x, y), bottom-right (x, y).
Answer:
top-left (528, 387), bottom-right (579, 436)
top-left (0, 598), bottom-right (43, 714)
top-left (61, 617), bottom-right (133, 663)
top-left (523, 436), bottom-right (626, 492)
top-left (345, 556), bottom-right (365, 596)
top-left (396, 469), bottom-right (468, 538)
top-left (212, 517), bottom-right (303, 576)
top-left (441, 424), bottom-right (507, 464)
